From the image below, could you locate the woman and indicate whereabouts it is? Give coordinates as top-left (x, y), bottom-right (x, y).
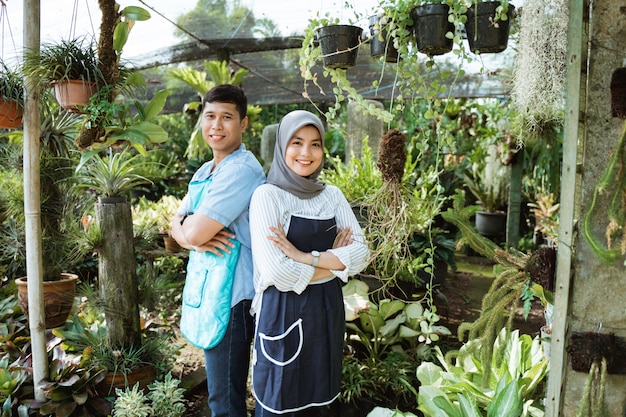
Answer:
top-left (249, 110), bottom-right (370, 416)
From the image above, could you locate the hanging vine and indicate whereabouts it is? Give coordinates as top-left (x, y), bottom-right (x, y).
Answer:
top-left (576, 358), bottom-right (609, 417)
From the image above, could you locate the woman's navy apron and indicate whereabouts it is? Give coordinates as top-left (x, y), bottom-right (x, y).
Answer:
top-left (253, 214), bottom-right (344, 414)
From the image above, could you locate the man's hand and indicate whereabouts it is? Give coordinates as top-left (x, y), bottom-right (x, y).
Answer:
top-left (193, 229), bottom-right (237, 256)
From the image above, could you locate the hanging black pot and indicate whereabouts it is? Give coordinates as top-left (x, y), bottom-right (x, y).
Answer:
top-left (465, 1), bottom-right (515, 54)
top-left (368, 15), bottom-right (399, 63)
top-left (411, 3), bottom-right (454, 56)
top-left (316, 24), bottom-right (363, 69)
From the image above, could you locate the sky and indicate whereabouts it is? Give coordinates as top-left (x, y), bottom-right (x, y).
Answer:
top-left (1, 0), bottom-right (381, 64)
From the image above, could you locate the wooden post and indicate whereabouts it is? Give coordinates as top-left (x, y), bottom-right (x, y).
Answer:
top-left (95, 198), bottom-right (142, 348)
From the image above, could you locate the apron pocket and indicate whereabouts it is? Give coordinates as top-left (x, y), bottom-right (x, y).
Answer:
top-left (258, 318), bottom-right (303, 366)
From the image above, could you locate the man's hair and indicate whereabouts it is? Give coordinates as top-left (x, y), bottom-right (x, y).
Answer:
top-left (202, 84), bottom-right (248, 119)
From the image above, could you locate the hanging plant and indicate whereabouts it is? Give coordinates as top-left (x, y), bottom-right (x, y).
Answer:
top-left (510, 0), bottom-right (568, 144)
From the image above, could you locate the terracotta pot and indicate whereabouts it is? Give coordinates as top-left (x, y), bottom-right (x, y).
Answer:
top-left (0, 98), bottom-right (23, 129)
top-left (52, 79), bottom-right (97, 111)
top-left (316, 25), bottom-right (363, 69)
top-left (15, 273), bottom-right (78, 329)
top-left (97, 364), bottom-right (157, 396)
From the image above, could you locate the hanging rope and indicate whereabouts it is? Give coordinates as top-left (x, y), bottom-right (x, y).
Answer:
top-left (68, 0), bottom-right (97, 41)
top-left (0, 0), bottom-right (18, 60)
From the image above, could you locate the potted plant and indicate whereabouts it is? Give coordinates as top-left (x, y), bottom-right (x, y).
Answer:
top-left (309, 14), bottom-right (364, 70)
top-left (0, 60), bottom-right (24, 129)
top-left (411, 0), bottom-right (456, 56)
top-left (464, 0), bottom-right (516, 54)
top-left (73, 147), bottom-right (154, 203)
top-left (368, 14), bottom-right (399, 63)
top-left (299, 13), bottom-right (391, 123)
top-left (462, 156), bottom-right (509, 237)
top-left (0, 111), bottom-right (90, 328)
top-left (23, 36), bottom-right (103, 111)
top-left (52, 298), bottom-right (178, 398)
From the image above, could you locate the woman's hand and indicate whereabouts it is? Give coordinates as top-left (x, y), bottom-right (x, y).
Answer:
top-left (333, 226), bottom-right (354, 248)
top-left (267, 221), bottom-right (306, 263)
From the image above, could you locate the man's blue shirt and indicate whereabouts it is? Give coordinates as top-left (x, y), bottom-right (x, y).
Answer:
top-left (178, 143), bottom-right (265, 307)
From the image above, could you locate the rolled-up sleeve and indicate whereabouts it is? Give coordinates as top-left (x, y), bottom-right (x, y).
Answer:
top-left (250, 186), bottom-right (314, 295)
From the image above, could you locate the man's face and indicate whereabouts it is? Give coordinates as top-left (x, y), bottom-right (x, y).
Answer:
top-left (201, 101), bottom-right (248, 157)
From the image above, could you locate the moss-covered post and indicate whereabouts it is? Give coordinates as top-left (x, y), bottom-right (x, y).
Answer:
top-left (547, 0), bottom-right (626, 415)
top-left (95, 198), bottom-right (141, 348)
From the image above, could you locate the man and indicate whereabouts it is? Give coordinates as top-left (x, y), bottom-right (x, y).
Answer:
top-left (171, 84), bottom-right (265, 417)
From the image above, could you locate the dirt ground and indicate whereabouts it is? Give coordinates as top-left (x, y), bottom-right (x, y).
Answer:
top-left (180, 258), bottom-right (547, 417)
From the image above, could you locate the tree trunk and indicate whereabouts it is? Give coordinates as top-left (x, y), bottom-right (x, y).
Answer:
top-left (95, 198), bottom-right (141, 348)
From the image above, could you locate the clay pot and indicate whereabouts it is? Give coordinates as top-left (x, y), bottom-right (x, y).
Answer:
top-left (97, 364), bottom-right (157, 396)
top-left (52, 79), bottom-right (97, 111)
top-left (0, 99), bottom-right (23, 129)
top-left (15, 273), bottom-right (78, 329)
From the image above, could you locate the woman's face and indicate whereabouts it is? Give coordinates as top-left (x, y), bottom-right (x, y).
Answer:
top-left (284, 125), bottom-right (323, 178)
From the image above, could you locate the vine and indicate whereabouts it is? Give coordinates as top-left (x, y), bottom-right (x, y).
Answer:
top-left (582, 120), bottom-right (626, 264)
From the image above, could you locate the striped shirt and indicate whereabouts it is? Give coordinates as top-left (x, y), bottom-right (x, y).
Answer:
top-left (249, 183), bottom-right (370, 314)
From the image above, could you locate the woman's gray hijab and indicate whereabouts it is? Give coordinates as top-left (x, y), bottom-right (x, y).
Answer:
top-left (266, 110), bottom-right (326, 199)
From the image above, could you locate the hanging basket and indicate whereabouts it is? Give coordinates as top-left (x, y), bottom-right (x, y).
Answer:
top-left (465, 2), bottom-right (515, 54)
top-left (368, 15), bottom-right (399, 63)
top-left (412, 4), bottom-right (454, 56)
top-left (0, 98), bottom-right (23, 129)
top-left (316, 25), bottom-right (363, 69)
top-left (52, 79), bottom-right (97, 112)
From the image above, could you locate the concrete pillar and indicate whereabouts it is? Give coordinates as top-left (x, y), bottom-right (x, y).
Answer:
top-left (261, 123), bottom-right (278, 173)
top-left (346, 100), bottom-right (385, 163)
top-left (548, 1), bottom-right (626, 415)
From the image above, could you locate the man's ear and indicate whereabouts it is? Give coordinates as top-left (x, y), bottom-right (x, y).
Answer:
top-left (241, 116), bottom-right (249, 131)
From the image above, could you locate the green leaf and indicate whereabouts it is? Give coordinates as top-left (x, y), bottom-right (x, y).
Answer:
top-left (379, 313), bottom-right (406, 337)
top-left (120, 6), bottom-right (151, 21)
top-left (113, 21), bottom-right (130, 52)
top-left (379, 299), bottom-right (406, 320)
top-left (142, 90), bottom-right (169, 120)
top-left (416, 362), bottom-right (443, 386)
top-left (487, 379), bottom-right (522, 417)
top-left (458, 393), bottom-right (482, 417)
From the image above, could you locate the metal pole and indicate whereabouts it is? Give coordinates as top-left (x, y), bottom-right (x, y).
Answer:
top-left (23, 0), bottom-right (47, 401)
